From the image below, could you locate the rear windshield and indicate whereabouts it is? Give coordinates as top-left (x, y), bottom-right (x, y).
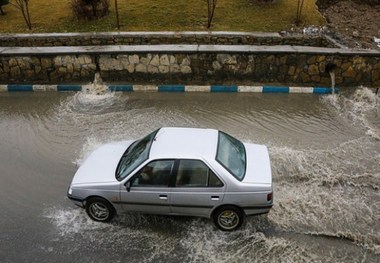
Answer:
top-left (215, 131), bottom-right (246, 181)
top-left (116, 129), bottom-right (158, 181)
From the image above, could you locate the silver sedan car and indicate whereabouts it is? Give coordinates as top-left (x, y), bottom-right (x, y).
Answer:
top-left (67, 127), bottom-right (273, 231)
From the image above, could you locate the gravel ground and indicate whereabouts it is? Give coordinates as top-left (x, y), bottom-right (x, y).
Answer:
top-left (320, 1), bottom-right (380, 49)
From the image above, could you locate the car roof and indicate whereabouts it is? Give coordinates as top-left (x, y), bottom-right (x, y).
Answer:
top-left (149, 127), bottom-right (219, 160)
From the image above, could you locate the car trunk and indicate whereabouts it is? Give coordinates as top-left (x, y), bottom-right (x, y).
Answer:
top-left (242, 143), bottom-right (272, 185)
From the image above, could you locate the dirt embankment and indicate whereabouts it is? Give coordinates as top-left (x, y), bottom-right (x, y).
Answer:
top-left (317, 0), bottom-right (380, 49)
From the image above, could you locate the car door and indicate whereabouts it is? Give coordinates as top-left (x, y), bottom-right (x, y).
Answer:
top-left (170, 159), bottom-right (225, 217)
top-left (119, 159), bottom-right (175, 215)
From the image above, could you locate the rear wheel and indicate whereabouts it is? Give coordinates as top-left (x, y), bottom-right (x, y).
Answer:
top-left (86, 197), bottom-right (115, 222)
top-left (213, 206), bottom-right (244, 231)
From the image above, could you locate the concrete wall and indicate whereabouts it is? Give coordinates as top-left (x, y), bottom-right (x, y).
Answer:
top-left (0, 45), bottom-right (379, 87)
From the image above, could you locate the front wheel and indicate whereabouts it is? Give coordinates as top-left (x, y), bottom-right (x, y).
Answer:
top-left (86, 197), bottom-right (115, 222)
top-left (213, 206), bottom-right (244, 231)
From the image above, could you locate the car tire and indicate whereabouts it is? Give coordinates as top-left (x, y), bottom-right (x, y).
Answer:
top-left (86, 197), bottom-right (115, 222)
top-left (213, 206), bottom-right (244, 231)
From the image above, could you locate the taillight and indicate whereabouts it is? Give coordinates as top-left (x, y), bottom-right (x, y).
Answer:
top-left (267, 192), bottom-right (273, 202)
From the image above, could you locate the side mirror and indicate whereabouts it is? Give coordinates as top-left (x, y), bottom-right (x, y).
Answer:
top-left (125, 181), bottom-right (131, 192)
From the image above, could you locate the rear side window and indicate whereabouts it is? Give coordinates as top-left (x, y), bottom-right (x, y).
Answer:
top-left (175, 159), bottom-right (223, 187)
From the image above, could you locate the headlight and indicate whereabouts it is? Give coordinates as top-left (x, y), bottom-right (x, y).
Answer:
top-left (68, 187), bottom-right (73, 195)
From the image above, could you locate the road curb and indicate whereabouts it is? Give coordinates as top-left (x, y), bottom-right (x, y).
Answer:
top-left (0, 84), bottom-right (339, 94)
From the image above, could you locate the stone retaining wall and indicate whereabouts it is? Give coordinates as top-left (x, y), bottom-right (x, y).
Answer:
top-left (0, 32), bottom-right (336, 48)
top-left (0, 45), bottom-right (379, 87)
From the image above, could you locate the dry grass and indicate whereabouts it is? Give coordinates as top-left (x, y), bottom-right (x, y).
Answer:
top-left (0, 0), bottom-right (325, 33)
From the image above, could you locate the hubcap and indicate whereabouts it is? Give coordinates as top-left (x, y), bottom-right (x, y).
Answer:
top-left (218, 210), bottom-right (239, 230)
top-left (89, 203), bottom-right (109, 221)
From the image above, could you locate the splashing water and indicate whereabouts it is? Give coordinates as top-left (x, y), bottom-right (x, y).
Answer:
top-left (73, 136), bottom-right (106, 166)
top-left (44, 206), bottom-right (187, 261)
top-left (83, 72), bottom-right (108, 95)
top-left (45, 206), bottom-right (349, 262)
top-left (321, 87), bottom-right (380, 139)
top-left (29, 87), bottom-right (379, 262)
top-left (44, 207), bottom-right (112, 236)
top-left (179, 220), bottom-right (317, 263)
top-left (268, 88), bottom-right (380, 254)
top-left (268, 136), bottom-right (380, 254)
top-left (68, 72), bottom-right (122, 115)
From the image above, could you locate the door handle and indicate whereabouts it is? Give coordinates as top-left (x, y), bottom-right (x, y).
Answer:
top-left (159, 195), bottom-right (168, 200)
top-left (211, 196), bottom-right (219, 201)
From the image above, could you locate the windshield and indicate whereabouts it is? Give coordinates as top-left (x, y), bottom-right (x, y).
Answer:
top-left (116, 129), bottom-right (159, 181)
top-left (215, 131), bottom-right (246, 181)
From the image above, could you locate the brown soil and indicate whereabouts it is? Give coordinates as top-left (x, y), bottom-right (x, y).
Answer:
top-left (320, 1), bottom-right (380, 49)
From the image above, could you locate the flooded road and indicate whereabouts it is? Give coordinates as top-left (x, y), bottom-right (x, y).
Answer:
top-left (0, 89), bottom-right (379, 262)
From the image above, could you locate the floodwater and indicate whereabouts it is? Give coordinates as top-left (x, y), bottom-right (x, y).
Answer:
top-left (0, 87), bottom-right (379, 262)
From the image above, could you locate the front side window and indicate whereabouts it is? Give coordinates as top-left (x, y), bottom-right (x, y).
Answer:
top-left (116, 129), bottom-right (158, 181)
top-left (175, 159), bottom-right (223, 187)
top-left (216, 132), bottom-right (246, 181)
top-left (131, 160), bottom-right (174, 187)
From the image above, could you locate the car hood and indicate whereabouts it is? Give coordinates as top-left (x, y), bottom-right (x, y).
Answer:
top-left (71, 140), bottom-right (134, 185)
top-left (243, 143), bottom-right (272, 185)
